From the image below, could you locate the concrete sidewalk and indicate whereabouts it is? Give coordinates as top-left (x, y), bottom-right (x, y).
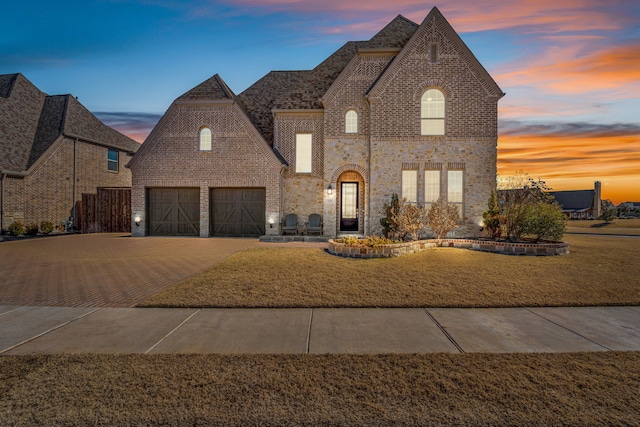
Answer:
top-left (1, 305), bottom-right (639, 355)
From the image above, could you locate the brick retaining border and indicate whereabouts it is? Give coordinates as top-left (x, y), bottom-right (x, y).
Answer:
top-left (328, 239), bottom-right (569, 258)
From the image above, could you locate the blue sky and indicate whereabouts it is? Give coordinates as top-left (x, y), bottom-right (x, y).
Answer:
top-left (2, 0), bottom-right (639, 202)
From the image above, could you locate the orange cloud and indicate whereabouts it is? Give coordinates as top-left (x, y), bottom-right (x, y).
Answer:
top-left (495, 43), bottom-right (640, 97)
top-left (498, 124), bottom-right (640, 204)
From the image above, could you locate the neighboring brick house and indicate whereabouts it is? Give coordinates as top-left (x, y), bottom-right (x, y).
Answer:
top-left (0, 73), bottom-right (140, 231)
top-left (550, 181), bottom-right (602, 219)
top-left (129, 7), bottom-right (504, 237)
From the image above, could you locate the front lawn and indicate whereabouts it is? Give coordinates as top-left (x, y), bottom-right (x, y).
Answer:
top-left (139, 234), bottom-right (640, 308)
top-left (568, 218), bottom-right (640, 235)
top-left (2, 353), bottom-right (639, 425)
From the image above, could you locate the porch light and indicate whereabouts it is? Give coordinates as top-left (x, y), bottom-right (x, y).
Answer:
top-left (134, 215), bottom-right (141, 227)
top-left (327, 184), bottom-right (333, 195)
top-left (268, 217), bottom-right (275, 228)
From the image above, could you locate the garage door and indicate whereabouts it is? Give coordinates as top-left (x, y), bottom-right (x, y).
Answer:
top-left (147, 188), bottom-right (200, 236)
top-left (210, 188), bottom-right (265, 237)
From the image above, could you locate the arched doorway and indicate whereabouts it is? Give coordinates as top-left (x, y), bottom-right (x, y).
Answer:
top-left (336, 171), bottom-right (365, 235)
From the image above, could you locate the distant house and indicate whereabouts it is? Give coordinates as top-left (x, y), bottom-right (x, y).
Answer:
top-left (0, 73), bottom-right (140, 231)
top-left (549, 181), bottom-right (602, 219)
top-left (129, 7), bottom-right (504, 237)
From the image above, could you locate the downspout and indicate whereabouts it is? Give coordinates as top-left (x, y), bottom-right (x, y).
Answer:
top-left (366, 97), bottom-right (372, 236)
top-left (0, 172), bottom-right (5, 231)
top-left (72, 138), bottom-right (78, 230)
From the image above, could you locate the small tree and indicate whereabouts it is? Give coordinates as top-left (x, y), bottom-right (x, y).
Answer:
top-left (380, 193), bottom-right (401, 238)
top-left (425, 198), bottom-right (460, 244)
top-left (522, 201), bottom-right (567, 242)
top-left (498, 171), bottom-right (552, 241)
top-left (599, 199), bottom-right (618, 223)
top-left (397, 203), bottom-right (427, 241)
top-left (482, 190), bottom-right (502, 239)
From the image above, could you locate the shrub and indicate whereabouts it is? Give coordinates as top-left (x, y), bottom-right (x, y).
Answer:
top-left (522, 202), bottom-right (567, 242)
top-left (24, 222), bottom-right (39, 236)
top-left (380, 193), bottom-right (401, 238)
top-left (334, 235), bottom-right (360, 246)
top-left (362, 235), bottom-right (395, 248)
top-left (482, 191), bottom-right (503, 239)
top-left (425, 198), bottom-right (460, 244)
top-left (7, 221), bottom-right (25, 236)
top-left (599, 200), bottom-right (618, 223)
top-left (40, 221), bottom-right (55, 235)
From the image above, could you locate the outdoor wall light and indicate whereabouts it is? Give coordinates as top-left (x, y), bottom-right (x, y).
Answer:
top-left (268, 217), bottom-right (275, 228)
top-left (134, 215), bottom-right (141, 227)
top-left (327, 184), bottom-right (333, 195)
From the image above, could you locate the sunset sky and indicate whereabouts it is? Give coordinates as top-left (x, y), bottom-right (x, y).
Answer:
top-left (2, 0), bottom-right (639, 204)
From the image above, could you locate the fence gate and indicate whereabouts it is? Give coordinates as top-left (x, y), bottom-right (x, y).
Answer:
top-left (80, 187), bottom-right (131, 233)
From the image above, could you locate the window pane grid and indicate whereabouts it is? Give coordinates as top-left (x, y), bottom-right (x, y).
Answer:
top-left (424, 170), bottom-right (440, 205)
top-left (345, 110), bottom-right (357, 133)
top-left (107, 149), bottom-right (118, 172)
top-left (199, 128), bottom-right (212, 151)
top-left (448, 170), bottom-right (463, 217)
top-left (421, 89), bottom-right (445, 135)
top-left (402, 170), bottom-right (418, 204)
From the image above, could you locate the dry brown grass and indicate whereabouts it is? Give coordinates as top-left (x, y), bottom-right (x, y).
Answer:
top-left (568, 218), bottom-right (640, 235)
top-left (1, 353), bottom-right (639, 426)
top-left (140, 235), bottom-right (640, 308)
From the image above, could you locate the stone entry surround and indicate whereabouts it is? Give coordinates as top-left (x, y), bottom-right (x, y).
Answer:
top-left (328, 239), bottom-right (570, 258)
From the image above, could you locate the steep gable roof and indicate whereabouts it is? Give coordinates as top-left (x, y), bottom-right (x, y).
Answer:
top-left (178, 74), bottom-right (235, 101)
top-left (367, 7), bottom-right (504, 99)
top-left (0, 73), bottom-right (19, 98)
top-left (237, 15), bottom-right (419, 145)
top-left (0, 73), bottom-right (139, 174)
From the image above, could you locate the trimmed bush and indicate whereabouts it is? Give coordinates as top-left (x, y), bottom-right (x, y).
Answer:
top-left (24, 222), bottom-right (39, 236)
top-left (7, 221), bottom-right (25, 236)
top-left (40, 221), bottom-right (55, 235)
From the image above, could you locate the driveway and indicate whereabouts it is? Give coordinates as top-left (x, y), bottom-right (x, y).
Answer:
top-left (0, 234), bottom-right (257, 307)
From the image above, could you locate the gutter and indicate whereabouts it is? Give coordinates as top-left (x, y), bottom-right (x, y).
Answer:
top-left (0, 172), bottom-right (4, 231)
top-left (63, 132), bottom-right (138, 155)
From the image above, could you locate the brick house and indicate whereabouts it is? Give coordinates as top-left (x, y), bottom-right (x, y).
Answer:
top-left (0, 73), bottom-right (140, 231)
top-left (129, 7), bottom-right (504, 238)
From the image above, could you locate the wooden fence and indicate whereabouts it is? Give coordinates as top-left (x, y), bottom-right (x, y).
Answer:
top-left (79, 187), bottom-right (131, 233)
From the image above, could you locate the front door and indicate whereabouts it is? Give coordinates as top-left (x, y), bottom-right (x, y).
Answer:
top-left (340, 182), bottom-right (359, 232)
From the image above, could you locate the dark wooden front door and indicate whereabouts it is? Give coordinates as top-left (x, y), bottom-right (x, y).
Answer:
top-left (340, 182), bottom-right (359, 232)
top-left (147, 188), bottom-right (200, 236)
top-left (210, 188), bottom-right (265, 237)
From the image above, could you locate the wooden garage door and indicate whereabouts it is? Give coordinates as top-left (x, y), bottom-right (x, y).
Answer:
top-left (147, 188), bottom-right (200, 236)
top-left (210, 188), bottom-right (265, 237)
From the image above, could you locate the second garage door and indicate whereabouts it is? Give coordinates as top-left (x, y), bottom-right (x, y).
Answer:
top-left (210, 188), bottom-right (265, 237)
top-left (147, 188), bottom-right (200, 236)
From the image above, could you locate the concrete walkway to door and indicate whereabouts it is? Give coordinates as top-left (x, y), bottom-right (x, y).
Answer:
top-left (0, 234), bottom-right (257, 307)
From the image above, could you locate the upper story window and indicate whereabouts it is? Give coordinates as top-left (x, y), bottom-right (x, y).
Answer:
top-left (199, 127), bottom-right (212, 151)
top-left (107, 149), bottom-right (118, 172)
top-left (345, 110), bottom-right (358, 134)
top-left (420, 89), bottom-right (445, 135)
top-left (402, 170), bottom-right (418, 204)
top-left (295, 133), bottom-right (313, 173)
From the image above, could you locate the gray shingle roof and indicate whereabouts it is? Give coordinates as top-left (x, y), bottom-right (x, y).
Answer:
top-left (0, 73), bottom-right (139, 173)
top-left (550, 190), bottom-right (595, 211)
top-left (178, 15), bottom-right (419, 146)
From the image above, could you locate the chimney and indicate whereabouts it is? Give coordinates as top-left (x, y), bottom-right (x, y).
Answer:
top-left (593, 181), bottom-right (602, 219)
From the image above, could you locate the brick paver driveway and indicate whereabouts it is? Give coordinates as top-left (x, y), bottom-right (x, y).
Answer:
top-left (0, 234), bottom-right (257, 307)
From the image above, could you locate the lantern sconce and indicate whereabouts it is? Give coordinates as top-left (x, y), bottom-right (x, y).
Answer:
top-left (327, 184), bottom-right (333, 195)
top-left (134, 215), bottom-right (141, 227)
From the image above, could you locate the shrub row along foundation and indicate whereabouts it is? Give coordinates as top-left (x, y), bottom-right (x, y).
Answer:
top-left (328, 239), bottom-right (569, 258)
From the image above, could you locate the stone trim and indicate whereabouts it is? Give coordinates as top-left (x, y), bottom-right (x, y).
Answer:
top-left (328, 238), bottom-right (569, 258)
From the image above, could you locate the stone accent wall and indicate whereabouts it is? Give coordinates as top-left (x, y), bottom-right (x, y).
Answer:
top-left (2, 137), bottom-right (133, 228)
top-left (365, 16), bottom-right (499, 237)
top-left (274, 112), bottom-right (324, 227)
top-left (130, 102), bottom-right (282, 237)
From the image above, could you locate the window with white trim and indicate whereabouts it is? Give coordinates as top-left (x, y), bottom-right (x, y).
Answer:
top-left (107, 149), bottom-right (118, 172)
top-left (199, 127), bottom-right (212, 151)
top-left (448, 170), bottom-right (463, 217)
top-left (402, 170), bottom-right (418, 204)
top-left (345, 110), bottom-right (358, 134)
top-left (424, 170), bottom-right (440, 209)
top-left (420, 89), bottom-right (445, 135)
top-left (295, 133), bottom-right (313, 173)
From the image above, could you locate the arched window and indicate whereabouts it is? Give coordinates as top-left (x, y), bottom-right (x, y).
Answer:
top-left (345, 110), bottom-right (358, 134)
top-left (199, 127), bottom-right (212, 151)
top-left (420, 89), bottom-right (445, 135)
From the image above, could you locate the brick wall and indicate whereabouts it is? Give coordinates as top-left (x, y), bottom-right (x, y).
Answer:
top-left (130, 102), bottom-right (283, 237)
top-left (1, 137), bottom-right (133, 229)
